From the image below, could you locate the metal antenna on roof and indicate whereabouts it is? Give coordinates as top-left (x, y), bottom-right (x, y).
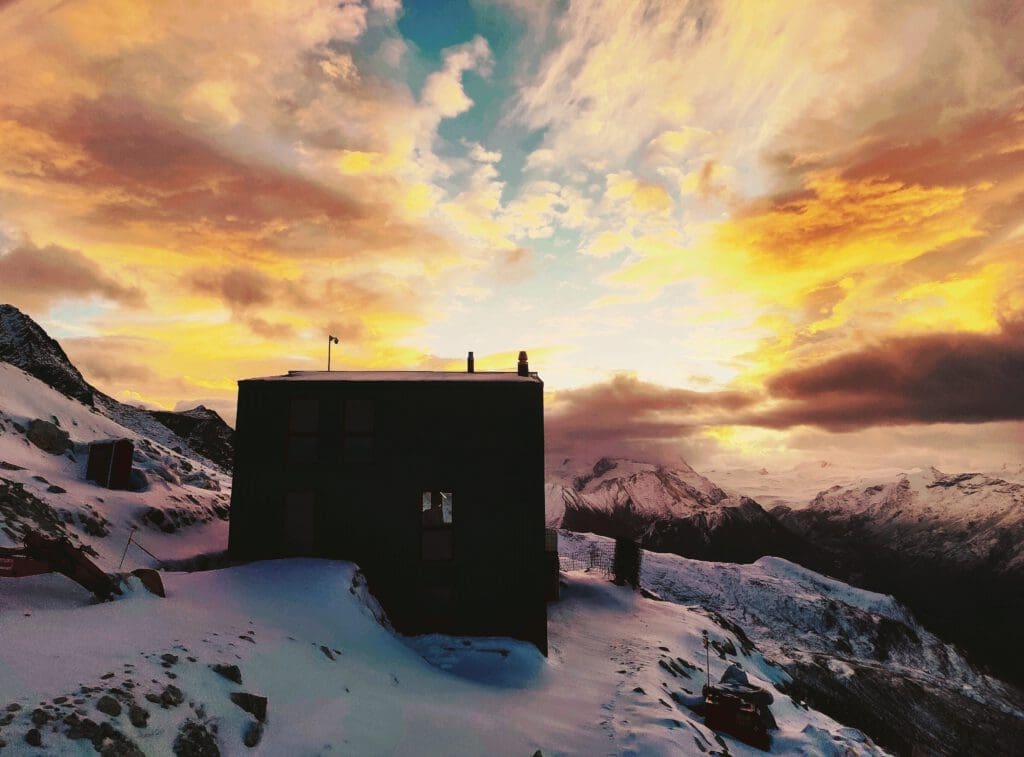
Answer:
top-left (327, 334), bottom-right (339, 371)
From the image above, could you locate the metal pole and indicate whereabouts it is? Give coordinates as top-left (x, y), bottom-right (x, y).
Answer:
top-left (118, 527), bottom-right (136, 570)
top-left (703, 630), bottom-right (711, 691)
top-left (327, 335), bottom-right (339, 371)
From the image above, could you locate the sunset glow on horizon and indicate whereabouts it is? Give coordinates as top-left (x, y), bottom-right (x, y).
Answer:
top-left (1, 0), bottom-right (1021, 470)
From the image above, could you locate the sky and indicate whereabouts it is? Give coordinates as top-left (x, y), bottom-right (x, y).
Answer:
top-left (0, 0), bottom-right (1022, 472)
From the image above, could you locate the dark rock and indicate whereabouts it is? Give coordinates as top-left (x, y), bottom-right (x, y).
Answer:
top-left (26, 419), bottom-right (70, 455)
top-left (25, 728), bottom-right (42, 747)
top-left (6, 703), bottom-right (22, 712)
top-left (320, 645), bottom-right (335, 660)
top-left (0, 461), bottom-right (25, 471)
top-left (52, 697), bottom-right (68, 705)
top-left (101, 672), bottom-right (116, 680)
top-left (127, 469), bottom-right (148, 492)
top-left (143, 693), bottom-right (161, 705)
top-left (173, 720), bottom-right (220, 757)
top-left (159, 685), bottom-right (184, 708)
top-left (211, 664), bottom-right (242, 684)
top-left (94, 723), bottom-right (143, 756)
top-left (161, 653), bottom-right (179, 665)
top-left (242, 719), bottom-right (264, 748)
top-left (229, 693), bottom-right (267, 722)
top-left (30, 708), bottom-right (51, 726)
top-left (96, 695), bottom-right (121, 717)
top-left (182, 470), bottom-right (221, 491)
top-left (46, 484), bottom-right (67, 494)
top-left (64, 714), bottom-right (100, 740)
top-left (127, 705), bottom-right (149, 729)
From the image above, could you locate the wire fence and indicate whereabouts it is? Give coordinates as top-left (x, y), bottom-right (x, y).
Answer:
top-left (558, 541), bottom-right (615, 577)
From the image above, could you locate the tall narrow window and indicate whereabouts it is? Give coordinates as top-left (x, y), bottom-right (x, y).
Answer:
top-left (421, 490), bottom-right (453, 560)
top-left (284, 492), bottom-right (315, 554)
top-left (342, 398), bottom-right (374, 462)
top-left (288, 398), bottom-right (318, 463)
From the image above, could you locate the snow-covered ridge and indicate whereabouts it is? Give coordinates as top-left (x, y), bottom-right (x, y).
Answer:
top-left (547, 457), bottom-right (805, 564)
top-left (0, 361), bottom-right (230, 564)
top-left (560, 531), bottom-right (1024, 755)
top-left (0, 304), bottom-right (234, 472)
top-left (0, 303), bottom-right (94, 406)
top-left (777, 466), bottom-right (1024, 575)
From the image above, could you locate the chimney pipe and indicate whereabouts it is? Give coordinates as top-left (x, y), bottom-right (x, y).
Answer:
top-left (467, 351), bottom-right (475, 373)
top-left (517, 350), bottom-right (529, 377)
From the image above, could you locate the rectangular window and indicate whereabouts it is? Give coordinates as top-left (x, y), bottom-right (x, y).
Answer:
top-left (290, 398), bottom-right (318, 433)
top-left (341, 398), bottom-right (374, 462)
top-left (421, 490), bottom-right (453, 560)
top-left (284, 492), bottom-right (315, 554)
top-left (288, 398), bottom-right (319, 463)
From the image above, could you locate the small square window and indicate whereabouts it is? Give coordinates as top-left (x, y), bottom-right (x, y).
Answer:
top-left (344, 399), bottom-right (374, 433)
top-left (288, 436), bottom-right (317, 463)
top-left (343, 435), bottom-right (373, 462)
top-left (290, 398), bottom-right (318, 433)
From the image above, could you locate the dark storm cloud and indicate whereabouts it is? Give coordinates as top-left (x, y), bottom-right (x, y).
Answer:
top-left (751, 321), bottom-right (1024, 431)
top-left (547, 373), bottom-right (757, 444)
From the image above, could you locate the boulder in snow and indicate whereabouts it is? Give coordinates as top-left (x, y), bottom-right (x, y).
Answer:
top-left (26, 418), bottom-right (70, 454)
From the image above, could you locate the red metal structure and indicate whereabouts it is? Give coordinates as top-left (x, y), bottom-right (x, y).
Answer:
top-left (0, 530), bottom-right (163, 600)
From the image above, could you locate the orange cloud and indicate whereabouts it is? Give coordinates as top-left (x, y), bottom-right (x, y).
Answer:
top-left (0, 240), bottom-right (145, 310)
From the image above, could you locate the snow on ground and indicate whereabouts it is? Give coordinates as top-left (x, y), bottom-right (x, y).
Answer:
top-left (0, 555), bottom-right (888, 755)
top-left (0, 362), bottom-right (229, 563)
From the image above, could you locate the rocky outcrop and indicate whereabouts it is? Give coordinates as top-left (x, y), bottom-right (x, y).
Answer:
top-left (26, 418), bottom-right (70, 454)
top-left (0, 304), bottom-right (94, 406)
top-left (145, 406), bottom-right (234, 471)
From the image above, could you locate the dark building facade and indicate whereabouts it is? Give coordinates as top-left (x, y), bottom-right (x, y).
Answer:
top-left (228, 362), bottom-right (547, 652)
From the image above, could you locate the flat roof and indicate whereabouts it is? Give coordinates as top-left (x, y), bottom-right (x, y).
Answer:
top-left (241, 370), bottom-right (542, 384)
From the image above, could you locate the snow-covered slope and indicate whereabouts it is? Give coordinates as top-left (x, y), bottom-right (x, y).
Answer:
top-left (548, 457), bottom-right (810, 564)
top-left (0, 555), bottom-right (895, 755)
top-left (0, 304), bottom-right (95, 406)
top-left (0, 361), bottom-right (229, 564)
top-left (775, 468), bottom-right (1024, 576)
top-left (0, 304), bottom-right (234, 472)
top-left (559, 532), bottom-right (1024, 756)
top-left (766, 466), bottom-right (1024, 688)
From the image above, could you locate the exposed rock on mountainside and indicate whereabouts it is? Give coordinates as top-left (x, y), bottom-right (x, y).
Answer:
top-left (146, 406), bottom-right (234, 471)
top-left (773, 467), bottom-right (1024, 685)
top-left (0, 304), bottom-right (95, 406)
top-left (548, 457), bottom-right (813, 564)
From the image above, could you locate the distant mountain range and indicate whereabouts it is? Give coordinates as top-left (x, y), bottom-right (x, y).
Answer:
top-left (0, 304), bottom-right (234, 470)
top-left (547, 457), bottom-right (815, 564)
